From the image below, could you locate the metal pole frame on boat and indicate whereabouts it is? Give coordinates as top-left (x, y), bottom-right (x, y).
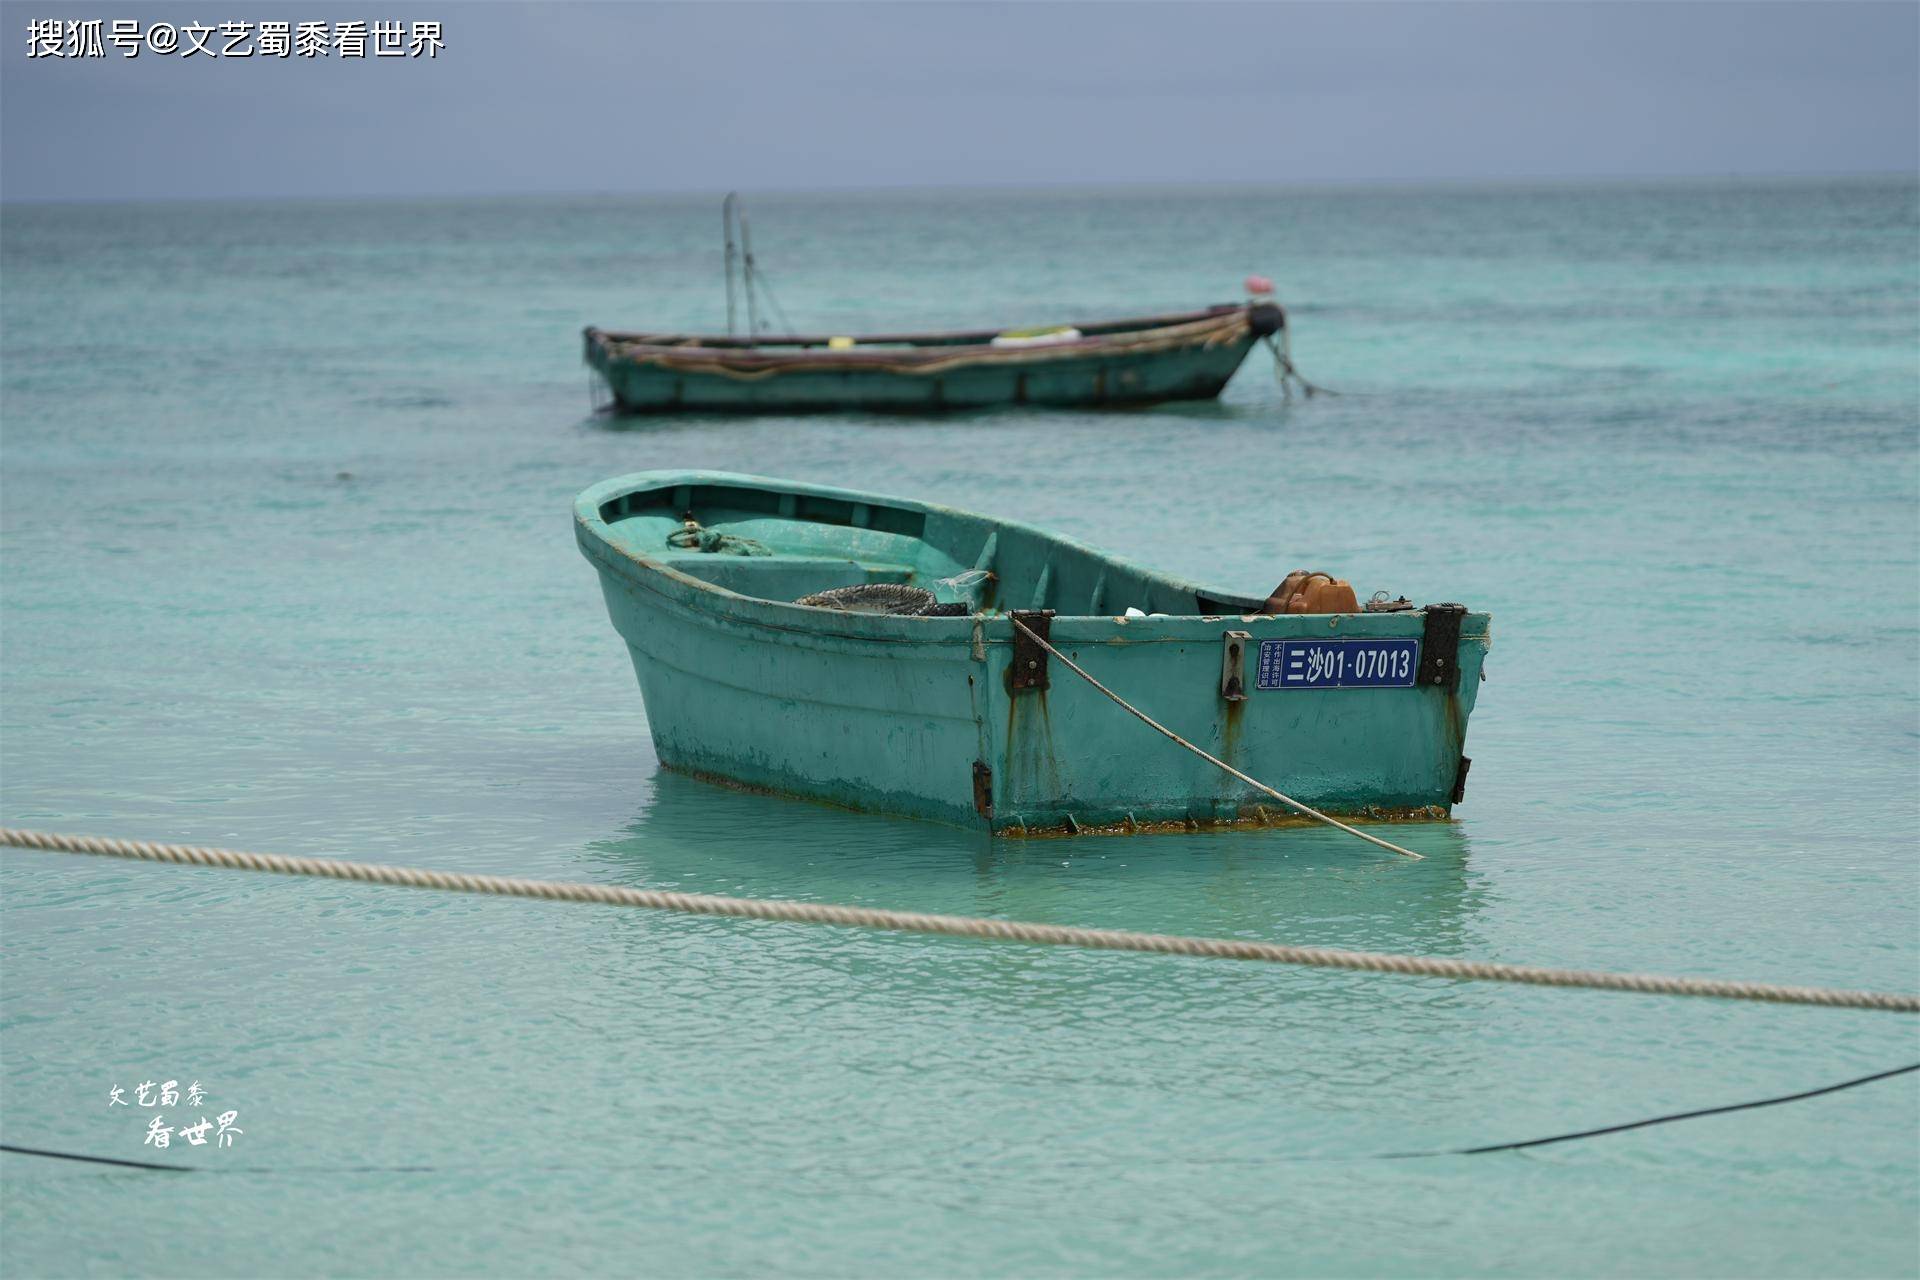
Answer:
top-left (722, 192), bottom-right (740, 339)
top-left (739, 203), bottom-right (761, 343)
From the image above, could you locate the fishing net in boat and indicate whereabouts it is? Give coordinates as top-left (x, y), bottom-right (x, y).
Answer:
top-left (666, 520), bottom-right (771, 556)
top-left (794, 584), bottom-right (966, 616)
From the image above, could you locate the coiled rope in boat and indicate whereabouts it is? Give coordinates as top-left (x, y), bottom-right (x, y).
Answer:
top-left (4, 828), bottom-right (1914, 1013)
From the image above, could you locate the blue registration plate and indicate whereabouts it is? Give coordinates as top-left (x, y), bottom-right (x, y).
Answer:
top-left (1256, 638), bottom-right (1421, 690)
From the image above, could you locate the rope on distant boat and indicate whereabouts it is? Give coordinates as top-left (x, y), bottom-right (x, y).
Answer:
top-left (617, 309), bottom-right (1255, 380)
top-left (5, 828), bottom-right (1915, 1012)
top-left (1005, 616), bottom-right (1424, 861)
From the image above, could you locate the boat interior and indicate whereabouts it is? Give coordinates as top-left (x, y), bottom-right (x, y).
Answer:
top-left (590, 305), bottom-right (1240, 353)
top-left (593, 478), bottom-right (1263, 617)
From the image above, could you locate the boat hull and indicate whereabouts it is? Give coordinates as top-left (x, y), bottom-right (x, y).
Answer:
top-left (577, 473), bottom-right (1490, 835)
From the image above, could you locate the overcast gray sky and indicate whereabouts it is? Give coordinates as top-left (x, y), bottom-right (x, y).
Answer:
top-left (3, 1), bottom-right (1915, 201)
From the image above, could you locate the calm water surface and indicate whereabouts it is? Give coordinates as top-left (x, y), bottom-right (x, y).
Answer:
top-left (3, 179), bottom-right (1917, 1276)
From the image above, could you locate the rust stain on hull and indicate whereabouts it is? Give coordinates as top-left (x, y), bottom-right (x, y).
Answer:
top-left (1002, 682), bottom-right (1063, 816)
top-left (1221, 696), bottom-right (1244, 756)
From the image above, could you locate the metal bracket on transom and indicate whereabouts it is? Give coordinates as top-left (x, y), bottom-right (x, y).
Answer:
top-left (1010, 610), bottom-right (1054, 691)
top-left (1220, 630), bottom-right (1250, 702)
top-left (1417, 603), bottom-right (1468, 691)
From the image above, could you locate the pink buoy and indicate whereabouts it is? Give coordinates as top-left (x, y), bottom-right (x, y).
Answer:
top-left (1244, 274), bottom-right (1275, 297)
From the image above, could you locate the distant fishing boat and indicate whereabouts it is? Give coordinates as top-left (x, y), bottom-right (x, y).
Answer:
top-left (583, 194), bottom-right (1296, 414)
top-left (576, 470), bottom-right (1491, 835)
top-left (584, 303), bottom-right (1287, 414)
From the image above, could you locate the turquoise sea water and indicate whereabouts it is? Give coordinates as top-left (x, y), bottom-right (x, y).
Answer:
top-left (2, 178), bottom-right (1917, 1277)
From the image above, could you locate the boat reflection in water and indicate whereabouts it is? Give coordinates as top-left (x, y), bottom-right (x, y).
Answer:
top-left (577, 769), bottom-right (1487, 985)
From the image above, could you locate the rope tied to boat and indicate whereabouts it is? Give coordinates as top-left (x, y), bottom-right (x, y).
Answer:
top-left (4, 828), bottom-right (1914, 1013)
top-left (1005, 616), bottom-right (1425, 861)
top-left (1263, 328), bottom-right (1337, 399)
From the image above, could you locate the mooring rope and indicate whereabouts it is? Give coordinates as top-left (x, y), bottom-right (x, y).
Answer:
top-left (4, 828), bottom-right (1914, 1012)
top-left (1262, 331), bottom-right (1338, 399)
top-left (1005, 616), bottom-right (1424, 861)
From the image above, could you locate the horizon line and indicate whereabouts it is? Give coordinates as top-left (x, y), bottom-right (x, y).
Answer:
top-left (3, 166), bottom-right (1916, 209)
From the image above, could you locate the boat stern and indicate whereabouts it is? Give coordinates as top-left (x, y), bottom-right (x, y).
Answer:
top-left (971, 605), bottom-right (1489, 835)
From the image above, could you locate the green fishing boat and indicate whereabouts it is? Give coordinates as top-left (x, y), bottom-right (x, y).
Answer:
top-left (584, 194), bottom-right (1298, 414)
top-left (576, 471), bottom-right (1491, 835)
top-left (584, 303), bottom-right (1286, 414)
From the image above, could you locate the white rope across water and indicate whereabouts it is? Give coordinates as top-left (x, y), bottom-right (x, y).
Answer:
top-left (3, 828), bottom-right (1914, 1013)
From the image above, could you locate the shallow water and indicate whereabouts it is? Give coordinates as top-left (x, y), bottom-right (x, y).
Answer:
top-left (3, 178), bottom-right (1917, 1277)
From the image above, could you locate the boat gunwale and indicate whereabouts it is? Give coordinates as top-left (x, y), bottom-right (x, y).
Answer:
top-left (574, 470), bottom-right (1492, 647)
top-left (585, 303), bottom-right (1248, 360)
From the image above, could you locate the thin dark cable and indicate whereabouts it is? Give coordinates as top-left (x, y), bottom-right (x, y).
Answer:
top-left (0, 1143), bottom-right (192, 1172)
top-left (8, 1063), bottom-right (1914, 1175)
top-left (0, 1143), bottom-right (487, 1175)
top-left (1386, 1061), bottom-right (1920, 1158)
